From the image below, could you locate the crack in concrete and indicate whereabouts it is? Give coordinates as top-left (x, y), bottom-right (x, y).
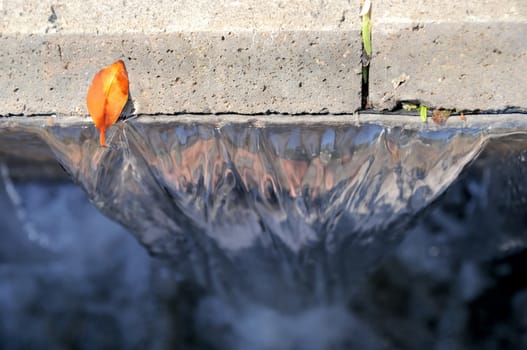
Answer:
top-left (2, 108), bottom-right (527, 120)
top-left (359, 0), bottom-right (372, 109)
top-left (0, 113), bottom-right (57, 118)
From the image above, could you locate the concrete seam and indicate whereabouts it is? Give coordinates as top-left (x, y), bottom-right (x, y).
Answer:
top-left (360, 0), bottom-right (372, 109)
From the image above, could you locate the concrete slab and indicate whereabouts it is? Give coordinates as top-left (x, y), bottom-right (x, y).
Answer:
top-left (370, 0), bottom-right (527, 111)
top-left (1, 0), bottom-right (357, 33)
top-left (0, 0), bottom-right (361, 115)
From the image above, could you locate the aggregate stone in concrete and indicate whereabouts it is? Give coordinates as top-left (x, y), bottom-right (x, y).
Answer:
top-left (0, 0), bottom-right (361, 116)
top-left (370, 0), bottom-right (527, 111)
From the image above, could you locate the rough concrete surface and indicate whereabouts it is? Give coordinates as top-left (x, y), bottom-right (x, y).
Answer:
top-left (0, 0), bottom-right (361, 115)
top-left (1, 32), bottom-right (361, 115)
top-left (1, 0), bottom-right (358, 33)
top-left (370, 0), bottom-right (527, 111)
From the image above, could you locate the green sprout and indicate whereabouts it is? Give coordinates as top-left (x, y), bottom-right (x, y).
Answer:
top-left (362, 12), bottom-right (372, 56)
top-left (402, 103), bottom-right (419, 111)
top-left (360, 0), bottom-right (372, 85)
top-left (420, 105), bottom-right (428, 122)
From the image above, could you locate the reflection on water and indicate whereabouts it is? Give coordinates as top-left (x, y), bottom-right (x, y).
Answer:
top-left (9, 117), bottom-right (489, 308)
top-left (3, 115), bottom-right (527, 349)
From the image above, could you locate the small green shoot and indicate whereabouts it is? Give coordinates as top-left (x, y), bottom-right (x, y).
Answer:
top-left (362, 13), bottom-right (372, 56)
top-left (420, 105), bottom-right (428, 122)
top-left (402, 103), bottom-right (419, 111)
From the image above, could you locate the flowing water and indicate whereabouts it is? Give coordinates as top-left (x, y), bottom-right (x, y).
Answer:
top-left (2, 114), bottom-right (527, 348)
top-left (7, 115), bottom-right (494, 306)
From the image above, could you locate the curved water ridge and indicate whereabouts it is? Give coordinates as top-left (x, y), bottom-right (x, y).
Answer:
top-left (33, 117), bottom-right (489, 306)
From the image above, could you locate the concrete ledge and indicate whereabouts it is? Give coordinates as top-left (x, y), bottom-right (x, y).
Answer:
top-left (0, 0), bottom-right (361, 115)
top-left (5, 0), bottom-right (525, 114)
top-left (370, 0), bottom-right (527, 111)
top-left (1, 32), bottom-right (361, 115)
top-left (1, 0), bottom-right (357, 33)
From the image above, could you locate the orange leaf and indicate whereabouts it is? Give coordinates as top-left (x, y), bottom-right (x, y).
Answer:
top-left (86, 60), bottom-right (129, 147)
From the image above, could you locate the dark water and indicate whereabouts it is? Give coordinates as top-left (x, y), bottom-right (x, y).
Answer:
top-left (1, 117), bottom-right (527, 349)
